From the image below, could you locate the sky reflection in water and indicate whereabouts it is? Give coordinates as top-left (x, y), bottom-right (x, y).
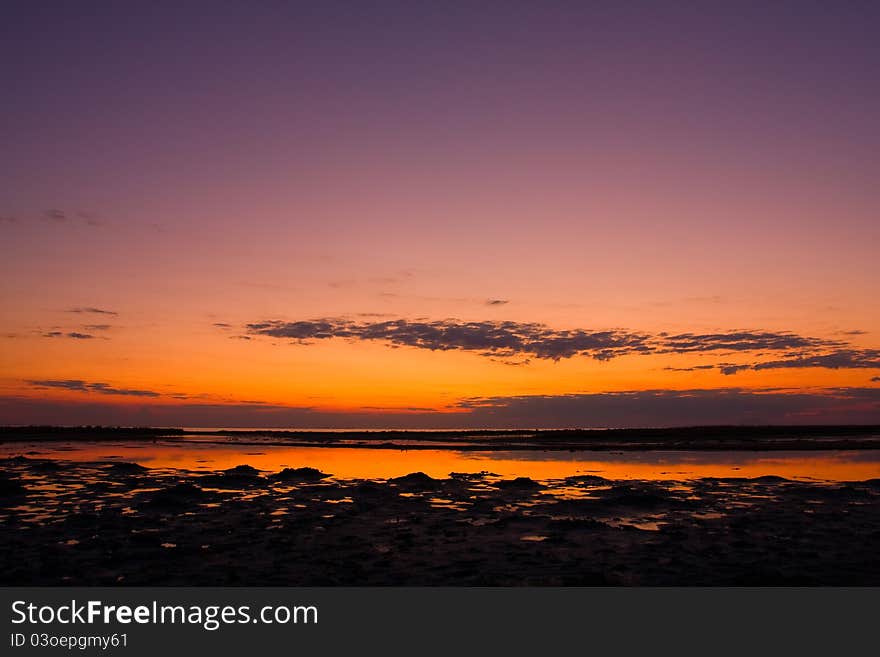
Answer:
top-left (2, 440), bottom-right (879, 481)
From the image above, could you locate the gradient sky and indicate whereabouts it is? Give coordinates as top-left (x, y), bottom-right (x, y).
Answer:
top-left (1, 2), bottom-right (879, 427)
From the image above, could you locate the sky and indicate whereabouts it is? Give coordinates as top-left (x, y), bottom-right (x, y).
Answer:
top-left (1, 1), bottom-right (879, 427)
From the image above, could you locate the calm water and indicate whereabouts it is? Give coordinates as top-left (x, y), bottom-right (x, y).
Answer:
top-left (2, 439), bottom-right (879, 481)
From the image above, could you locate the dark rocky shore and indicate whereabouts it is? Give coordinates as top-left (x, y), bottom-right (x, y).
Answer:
top-left (1, 456), bottom-right (879, 585)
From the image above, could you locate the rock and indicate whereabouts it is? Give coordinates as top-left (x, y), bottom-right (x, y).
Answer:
top-left (198, 473), bottom-right (265, 489)
top-left (389, 472), bottom-right (439, 487)
top-left (449, 471), bottom-right (497, 481)
top-left (144, 482), bottom-right (205, 508)
top-left (603, 485), bottom-right (666, 508)
top-left (565, 474), bottom-right (608, 484)
top-left (224, 464), bottom-right (261, 476)
top-left (0, 475), bottom-right (25, 496)
top-left (549, 517), bottom-right (606, 531)
top-left (270, 467), bottom-right (330, 482)
top-left (31, 460), bottom-right (64, 472)
top-left (105, 462), bottom-right (148, 474)
top-left (3, 456), bottom-right (31, 463)
top-left (354, 481), bottom-right (391, 495)
top-left (497, 477), bottom-right (543, 490)
top-left (351, 481), bottom-right (397, 507)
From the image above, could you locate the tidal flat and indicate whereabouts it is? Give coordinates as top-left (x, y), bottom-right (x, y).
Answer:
top-left (2, 452), bottom-right (879, 585)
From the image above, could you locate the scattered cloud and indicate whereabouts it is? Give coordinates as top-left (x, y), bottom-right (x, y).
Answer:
top-left (41, 209), bottom-right (103, 226)
top-left (213, 322), bottom-right (232, 329)
top-left (718, 363), bottom-right (752, 375)
top-left (241, 318), bottom-right (859, 367)
top-left (667, 349), bottom-right (880, 376)
top-left (83, 324), bottom-right (112, 331)
top-left (328, 279), bottom-right (357, 289)
top-left (43, 331), bottom-right (97, 339)
top-left (66, 307), bottom-right (118, 316)
top-left (486, 299), bottom-right (509, 306)
top-left (246, 318), bottom-right (655, 360)
top-left (44, 209), bottom-right (68, 222)
top-left (750, 349), bottom-right (880, 371)
top-left (76, 211), bottom-right (103, 226)
top-left (368, 270), bottom-right (415, 285)
top-left (27, 379), bottom-right (160, 397)
top-left (656, 331), bottom-right (838, 354)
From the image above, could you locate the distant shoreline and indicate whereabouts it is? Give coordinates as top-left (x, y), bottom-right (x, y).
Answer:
top-left (2, 424), bottom-right (879, 451)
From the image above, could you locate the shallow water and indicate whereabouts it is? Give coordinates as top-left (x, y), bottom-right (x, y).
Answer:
top-left (2, 440), bottom-right (879, 481)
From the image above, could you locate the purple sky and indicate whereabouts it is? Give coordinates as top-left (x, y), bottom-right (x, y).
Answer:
top-left (1, 2), bottom-right (879, 427)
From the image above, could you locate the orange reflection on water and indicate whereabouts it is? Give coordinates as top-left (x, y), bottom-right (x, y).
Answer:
top-left (4, 441), bottom-right (879, 481)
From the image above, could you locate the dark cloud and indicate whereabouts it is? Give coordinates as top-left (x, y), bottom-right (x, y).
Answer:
top-left (213, 322), bottom-right (232, 329)
top-left (751, 349), bottom-right (880, 371)
top-left (872, 377), bottom-right (880, 383)
top-left (368, 270), bottom-right (415, 285)
top-left (66, 332), bottom-right (95, 340)
top-left (3, 387), bottom-right (879, 428)
top-left (27, 379), bottom-right (161, 397)
top-left (67, 307), bottom-right (118, 316)
top-left (247, 318), bottom-right (655, 360)
top-left (489, 357), bottom-right (532, 367)
top-left (76, 211), bottom-right (103, 226)
top-left (713, 349), bottom-right (880, 375)
top-left (456, 388), bottom-right (880, 427)
top-left (83, 324), bottom-right (112, 331)
top-left (28, 380), bottom-right (91, 392)
top-left (486, 299), bottom-right (509, 306)
top-left (41, 209), bottom-right (103, 226)
top-left (664, 364), bottom-right (715, 372)
top-left (44, 209), bottom-right (68, 222)
top-left (0, 398), bottom-right (323, 428)
top-left (718, 363), bottom-right (751, 375)
top-left (242, 318), bottom-right (857, 365)
top-left (328, 279), bottom-right (356, 289)
top-left (247, 319), bottom-right (341, 340)
top-left (657, 331), bottom-right (838, 353)
top-left (361, 406), bottom-right (437, 412)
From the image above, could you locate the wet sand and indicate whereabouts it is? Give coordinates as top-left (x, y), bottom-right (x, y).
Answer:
top-left (2, 455), bottom-right (879, 585)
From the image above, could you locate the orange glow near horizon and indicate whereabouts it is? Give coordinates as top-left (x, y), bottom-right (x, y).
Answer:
top-left (3, 329), bottom-right (878, 416)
